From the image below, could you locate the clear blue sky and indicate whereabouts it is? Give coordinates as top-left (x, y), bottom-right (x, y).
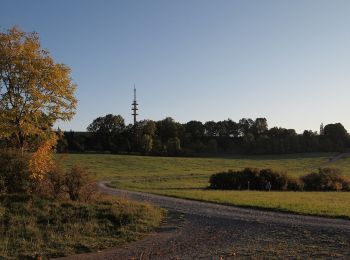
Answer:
top-left (2, 0), bottom-right (350, 133)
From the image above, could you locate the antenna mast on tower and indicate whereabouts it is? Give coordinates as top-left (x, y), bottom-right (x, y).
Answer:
top-left (131, 86), bottom-right (138, 125)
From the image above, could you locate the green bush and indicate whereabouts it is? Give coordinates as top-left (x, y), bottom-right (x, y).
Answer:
top-left (301, 168), bottom-right (350, 191)
top-left (209, 170), bottom-right (241, 190)
top-left (209, 168), bottom-right (294, 191)
top-left (0, 150), bottom-right (31, 193)
top-left (286, 177), bottom-right (303, 191)
top-left (259, 169), bottom-right (289, 191)
top-left (210, 167), bottom-right (349, 191)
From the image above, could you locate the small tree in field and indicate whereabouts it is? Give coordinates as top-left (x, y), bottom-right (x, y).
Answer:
top-left (0, 26), bottom-right (77, 152)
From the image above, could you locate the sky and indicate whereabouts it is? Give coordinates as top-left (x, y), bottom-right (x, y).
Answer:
top-left (2, 0), bottom-right (350, 133)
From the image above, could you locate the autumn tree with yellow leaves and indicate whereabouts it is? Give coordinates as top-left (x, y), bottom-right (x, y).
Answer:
top-left (0, 26), bottom-right (77, 153)
top-left (0, 26), bottom-right (77, 181)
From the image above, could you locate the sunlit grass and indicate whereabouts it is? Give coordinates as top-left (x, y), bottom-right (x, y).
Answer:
top-left (60, 153), bottom-right (350, 219)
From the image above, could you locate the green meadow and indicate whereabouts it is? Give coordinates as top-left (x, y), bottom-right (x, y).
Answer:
top-left (60, 153), bottom-right (350, 219)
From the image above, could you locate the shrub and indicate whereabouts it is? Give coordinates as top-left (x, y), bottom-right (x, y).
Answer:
top-left (46, 164), bottom-right (66, 199)
top-left (209, 168), bottom-right (294, 191)
top-left (240, 168), bottom-right (260, 190)
top-left (0, 175), bottom-right (6, 195)
top-left (0, 150), bottom-right (31, 193)
top-left (65, 165), bottom-right (89, 201)
top-left (259, 169), bottom-right (289, 191)
top-left (209, 170), bottom-right (240, 190)
top-left (301, 168), bottom-right (350, 191)
top-left (286, 177), bottom-right (303, 191)
top-left (36, 162), bottom-right (95, 202)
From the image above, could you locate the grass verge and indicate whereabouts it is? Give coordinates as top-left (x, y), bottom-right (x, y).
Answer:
top-left (0, 193), bottom-right (164, 259)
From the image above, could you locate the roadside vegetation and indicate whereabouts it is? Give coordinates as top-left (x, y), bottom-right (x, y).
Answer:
top-left (0, 27), bottom-right (163, 259)
top-left (61, 153), bottom-right (350, 219)
top-left (0, 150), bottom-right (164, 259)
top-left (0, 193), bottom-right (163, 259)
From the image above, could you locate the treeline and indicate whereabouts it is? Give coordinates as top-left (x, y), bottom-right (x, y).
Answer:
top-left (57, 115), bottom-right (350, 155)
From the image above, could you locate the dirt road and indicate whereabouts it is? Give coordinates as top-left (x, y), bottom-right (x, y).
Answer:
top-left (57, 182), bottom-right (350, 259)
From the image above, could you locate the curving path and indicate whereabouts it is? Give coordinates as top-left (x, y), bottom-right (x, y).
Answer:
top-left (57, 182), bottom-right (350, 259)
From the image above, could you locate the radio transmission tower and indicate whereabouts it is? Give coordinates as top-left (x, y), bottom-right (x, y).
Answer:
top-left (131, 86), bottom-right (138, 125)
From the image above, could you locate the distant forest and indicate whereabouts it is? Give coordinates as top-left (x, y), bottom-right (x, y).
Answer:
top-left (57, 115), bottom-right (350, 156)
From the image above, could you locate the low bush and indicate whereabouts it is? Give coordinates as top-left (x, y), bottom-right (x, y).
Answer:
top-left (301, 168), bottom-right (350, 191)
top-left (259, 169), bottom-right (290, 191)
top-left (210, 170), bottom-right (239, 190)
top-left (209, 167), bottom-right (350, 191)
top-left (39, 163), bottom-right (94, 202)
top-left (209, 168), bottom-right (294, 191)
top-left (0, 150), bottom-right (31, 193)
top-left (286, 177), bottom-right (303, 191)
top-left (65, 164), bottom-right (90, 201)
top-left (0, 148), bottom-right (96, 202)
top-left (46, 164), bottom-right (66, 199)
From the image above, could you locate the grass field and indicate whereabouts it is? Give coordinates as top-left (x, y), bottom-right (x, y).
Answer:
top-left (60, 153), bottom-right (350, 219)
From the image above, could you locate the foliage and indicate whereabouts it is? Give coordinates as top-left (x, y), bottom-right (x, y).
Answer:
top-left (0, 149), bottom-right (31, 193)
top-left (209, 168), bottom-right (293, 191)
top-left (46, 164), bottom-right (66, 199)
top-left (35, 161), bottom-right (98, 202)
top-left (87, 114), bottom-right (125, 133)
top-left (166, 137), bottom-right (181, 155)
top-left (0, 193), bottom-right (164, 259)
top-left (0, 26), bottom-right (77, 151)
top-left (65, 164), bottom-right (89, 201)
top-left (61, 114), bottom-right (350, 155)
top-left (286, 177), bottom-right (303, 191)
top-left (28, 137), bottom-right (56, 181)
top-left (301, 168), bottom-right (350, 191)
top-left (140, 134), bottom-right (153, 153)
top-left (210, 167), bottom-right (350, 192)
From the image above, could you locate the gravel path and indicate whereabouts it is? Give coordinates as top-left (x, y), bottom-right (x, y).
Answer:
top-left (57, 182), bottom-right (350, 259)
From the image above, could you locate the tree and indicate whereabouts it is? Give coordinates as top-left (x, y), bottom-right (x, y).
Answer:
top-left (87, 114), bottom-right (125, 151)
top-left (87, 114), bottom-right (125, 133)
top-left (156, 117), bottom-right (179, 142)
top-left (206, 139), bottom-right (218, 153)
top-left (320, 123), bottom-right (324, 135)
top-left (253, 118), bottom-right (268, 137)
top-left (140, 134), bottom-right (153, 154)
top-left (138, 120), bottom-right (156, 137)
top-left (238, 118), bottom-right (254, 137)
top-left (204, 121), bottom-right (218, 137)
top-left (167, 137), bottom-right (181, 155)
top-left (323, 123), bottom-right (348, 143)
top-left (185, 120), bottom-right (204, 139)
top-left (0, 27), bottom-right (77, 152)
top-left (323, 123), bottom-right (349, 151)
